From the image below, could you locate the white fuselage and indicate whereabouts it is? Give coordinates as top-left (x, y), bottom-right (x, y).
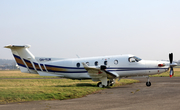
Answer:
top-left (36, 54), bottom-right (169, 79)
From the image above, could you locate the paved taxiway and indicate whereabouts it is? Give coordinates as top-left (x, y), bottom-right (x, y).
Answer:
top-left (1, 77), bottom-right (180, 110)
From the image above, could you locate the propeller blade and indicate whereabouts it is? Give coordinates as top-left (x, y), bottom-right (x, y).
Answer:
top-left (169, 53), bottom-right (173, 64)
top-left (169, 53), bottom-right (174, 77)
top-left (169, 67), bottom-right (174, 78)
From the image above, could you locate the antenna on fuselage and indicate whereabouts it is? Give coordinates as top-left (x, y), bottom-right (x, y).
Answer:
top-left (76, 54), bottom-right (80, 58)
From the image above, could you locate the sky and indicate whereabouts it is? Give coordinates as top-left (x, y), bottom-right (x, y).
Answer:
top-left (1, 0), bottom-right (180, 61)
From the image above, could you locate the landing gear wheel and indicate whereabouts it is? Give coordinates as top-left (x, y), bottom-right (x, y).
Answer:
top-left (97, 82), bottom-right (105, 88)
top-left (107, 81), bottom-right (111, 86)
top-left (107, 81), bottom-right (113, 86)
top-left (146, 82), bottom-right (151, 87)
top-left (107, 79), bottom-right (114, 86)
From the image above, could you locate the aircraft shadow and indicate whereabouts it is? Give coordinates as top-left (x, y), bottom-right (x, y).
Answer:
top-left (76, 83), bottom-right (97, 87)
top-left (55, 83), bottom-right (97, 87)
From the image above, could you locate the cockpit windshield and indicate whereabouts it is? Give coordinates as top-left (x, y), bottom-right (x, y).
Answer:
top-left (128, 56), bottom-right (142, 62)
top-left (134, 56), bottom-right (142, 62)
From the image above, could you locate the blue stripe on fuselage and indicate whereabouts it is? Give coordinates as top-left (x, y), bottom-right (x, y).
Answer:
top-left (45, 64), bottom-right (85, 69)
top-left (44, 64), bottom-right (168, 73)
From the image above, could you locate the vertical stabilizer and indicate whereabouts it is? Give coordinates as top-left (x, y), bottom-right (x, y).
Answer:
top-left (4, 45), bottom-right (38, 74)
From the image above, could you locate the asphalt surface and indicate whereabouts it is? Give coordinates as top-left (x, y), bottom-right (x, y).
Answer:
top-left (1, 77), bottom-right (180, 110)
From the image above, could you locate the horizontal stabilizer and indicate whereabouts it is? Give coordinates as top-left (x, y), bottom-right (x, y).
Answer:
top-left (4, 45), bottom-right (31, 49)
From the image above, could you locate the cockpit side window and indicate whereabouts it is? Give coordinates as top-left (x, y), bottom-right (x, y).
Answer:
top-left (128, 56), bottom-right (142, 62)
top-left (128, 57), bottom-right (136, 62)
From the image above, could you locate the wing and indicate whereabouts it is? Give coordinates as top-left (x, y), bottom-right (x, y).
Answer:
top-left (82, 62), bottom-right (119, 79)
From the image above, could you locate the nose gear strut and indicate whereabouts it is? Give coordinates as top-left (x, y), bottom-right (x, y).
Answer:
top-left (146, 76), bottom-right (151, 87)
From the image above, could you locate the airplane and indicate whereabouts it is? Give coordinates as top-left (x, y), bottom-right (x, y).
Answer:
top-left (4, 44), bottom-right (177, 88)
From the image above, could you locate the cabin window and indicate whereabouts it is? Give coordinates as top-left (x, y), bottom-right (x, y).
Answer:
top-left (86, 62), bottom-right (89, 66)
top-left (94, 61), bottom-right (98, 66)
top-left (76, 63), bottom-right (80, 68)
top-left (104, 61), bottom-right (107, 65)
top-left (114, 60), bottom-right (118, 65)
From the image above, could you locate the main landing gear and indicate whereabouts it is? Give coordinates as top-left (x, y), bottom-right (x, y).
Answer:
top-left (97, 79), bottom-right (115, 88)
top-left (97, 82), bottom-right (104, 88)
top-left (146, 76), bottom-right (151, 87)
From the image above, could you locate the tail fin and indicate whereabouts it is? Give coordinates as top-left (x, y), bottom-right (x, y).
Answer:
top-left (4, 45), bottom-right (38, 74)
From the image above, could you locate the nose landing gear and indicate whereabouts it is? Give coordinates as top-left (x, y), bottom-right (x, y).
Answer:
top-left (146, 76), bottom-right (151, 87)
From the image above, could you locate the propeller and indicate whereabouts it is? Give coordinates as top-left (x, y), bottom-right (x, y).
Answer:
top-left (169, 53), bottom-right (174, 77)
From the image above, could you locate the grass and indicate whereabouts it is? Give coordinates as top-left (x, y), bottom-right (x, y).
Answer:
top-left (175, 66), bottom-right (180, 68)
top-left (151, 68), bottom-right (180, 77)
top-left (0, 71), bottom-right (139, 104)
top-left (0, 70), bottom-right (58, 78)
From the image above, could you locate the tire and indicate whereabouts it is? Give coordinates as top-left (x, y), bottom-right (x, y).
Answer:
top-left (97, 82), bottom-right (104, 88)
top-left (146, 82), bottom-right (151, 87)
top-left (107, 80), bottom-right (114, 86)
top-left (107, 81), bottom-right (110, 86)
